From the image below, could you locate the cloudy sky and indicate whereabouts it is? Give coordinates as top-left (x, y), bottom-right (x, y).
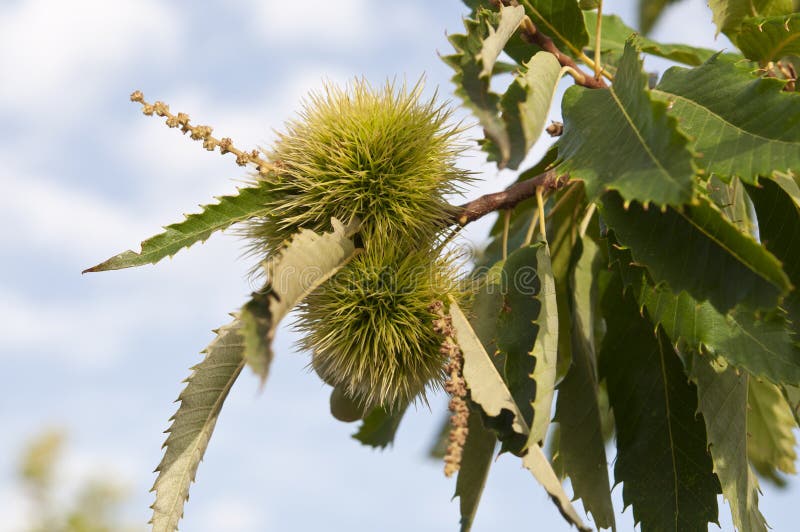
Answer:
top-left (1, 1), bottom-right (796, 531)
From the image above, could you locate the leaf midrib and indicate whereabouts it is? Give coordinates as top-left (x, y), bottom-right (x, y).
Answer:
top-left (652, 90), bottom-right (800, 147)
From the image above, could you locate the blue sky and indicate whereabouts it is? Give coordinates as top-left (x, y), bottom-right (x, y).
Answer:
top-left (1, 0), bottom-right (797, 530)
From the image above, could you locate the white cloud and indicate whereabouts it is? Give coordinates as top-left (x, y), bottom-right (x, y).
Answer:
top-left (0, 0), bottom-right (181, 117)
top-left (238, 0), bottom-right (438, 52)
top-left (196, 497), bottom-right (267, 532)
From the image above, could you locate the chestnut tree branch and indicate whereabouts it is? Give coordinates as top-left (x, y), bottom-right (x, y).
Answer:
top-left (453, 169), bottom-right (568, 226)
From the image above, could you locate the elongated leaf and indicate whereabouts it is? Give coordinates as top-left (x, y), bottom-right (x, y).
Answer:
top-left (584, 12), bottom-right (719, 67)
top-left (443, 6), bottom-right (524, 168)
top-left (600, 191), bottom-right (791, 312)
top-left (479, 4), bottom-right (525, 78)
top-left (520, 445), bottom-right (590, 532)
top-left (747, 177), bottom-right (800, 323)
top-left (737, 14), bottom-right (800, 62)
top-left (709, 0), bottom-right (794, 35)
top-left (352, 403), bottom-right (409, 449)
top-left (689, 354), bottom-right (768, 532)
top-left (519, 0), bottom-right (589, 57)
top-left (241, 218), bottom-right (359, 378)
top-left (528, 243), bottom-right (558, 446)
top-left (151, 319), bottom-right (246, 532)
top-left (455, 410), bottom-right (497, 532)
top-left (707, 176), bottom-right (757, 236)
top-left (451, 297), bottom-right (528, 435)
top-left (558, 40), bottom-right (696, 206)
top-left (553, 236), bottom-right (614, 530)
top-left (772, 170), bottom-right (800, 208)
top-left (449, 298), bottom-right (587, 531)
top-left (498, 51), bottom-right (564, 169)
top-left (610, 237), bottom-right (800, 385)
top-left (748, 378), bottom-right (798, 484)
top-left (653, 55), bottom-right (800, 183)
top-left (599, 279), bottom-right (720, 531)
top-left (85, 184), bottom-right (274, 272)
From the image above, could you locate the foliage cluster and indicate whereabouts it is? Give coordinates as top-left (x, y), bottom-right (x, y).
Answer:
top-left (87, 0), bottom-right (800, 530)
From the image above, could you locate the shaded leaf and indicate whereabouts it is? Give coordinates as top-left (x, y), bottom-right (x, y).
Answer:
top-left (241, 218), bottom-right (359, 378)
top-left (478, 4), bottom-right (526, 78)
top-left (608, 233), bottom-right (800, 385)
top-left (737, 14), bottom-right (800, 62)
top-left (747, 177), bottom-right (800, 323)
top-left (558, 40), bottom-right (696, 206)
top-left (520, 445), bottom-right (590, 532)
top-left (526, 243), bottom-right (558, 447)
top-left (352, 403), bottom-right (409, 449)
top-left (689, 354), bottom-right (768, 532)
top-left (706, 176), bottom-right (757, 236)
top-left (519, 0), bottom-right (589, 57)
top-left (428, 414), bottom-right (452, 459)
top-left (85, 184), bottom-right (273, 272)
top-left (151, 319), bottom-right (246, 532)
top-left (599, 279), bottom-right (720, 531)
top-left (444, 6), bottom-right (525, 168)
top-left (600, 191), bottom-right (791, 312)
top-left (553, 236), bottom-right (615, 530)
top-left (498, 51), bottom-right (564, 169)
top-left (653, 54), bottom-right (800, 183)
top-left (584, 12), bottom-right (719, 66)
top-left (454, 410), bottom-right (497, 532)
top-left (748, 378), bottom-right (798, 484)
top-left (449, 298), bottom-right (588, 531)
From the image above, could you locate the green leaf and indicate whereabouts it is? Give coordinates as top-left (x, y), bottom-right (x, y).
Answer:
top-left (689, 354), bottom-right (768, 532)
top-left (84, 184), bottom-right (274, 272)
top-left (600, 191), bottom-right (791, 312)
top-left (352, 403), bottom-right (409, 449)
top-left (448, 298), bottom-right (588, 531)
top-left (707, 176), bottom-right (757, 236)
top-left (557, 40), bottom-right (696, 206)
top-left (518, 0), bottom-right (589, 57)
top-left (599, 278), bottom-right (720, 531)
top-left (653, 54), bottom-right (800, 183)
top-left (528, 243), bottom-right (558, 447)
top-left (498, 51), bottom-right (564, 169)
top-left (151, 319), bottom-right (246, 532)
top-left (478, 4), bottom-right (526, 78)
top-left (519, 445), bottom-right (590, 532)
top-left (709, 0), bottom-right (794, 35)
top-left (783, 384), bottom-right (800, 426)
top-left (737, 14), bottom-right (800, 62)
top-left (747, 378), bottom-right (798, 484)
top-left (584, 12), bottom-right (719, 66)
top-left (444, 6), bottom-right (525, 168)
top-left (610, 237), bottom-right (800, 385)
top-left (241, 218), bottom-right (359, 379)
top-left (772, 170), bottom-right (800, 208)
top-left (454, 410), bottom-right (497, 532)
top-left (553, 236), bottom-right (615, 530)
top-left (746, 177), bottom-right (800, 323)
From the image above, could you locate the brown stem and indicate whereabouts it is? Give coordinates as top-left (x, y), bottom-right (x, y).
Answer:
top-left (518, 17), bottom-right (606, 89)
top-left (453, 168), bottom-right (567, 226)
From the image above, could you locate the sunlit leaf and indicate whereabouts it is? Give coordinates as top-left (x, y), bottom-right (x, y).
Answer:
top-left (151, 319), bottom-right (246, 532)
top-left (653, 54), bottom-right (800, 183)
top-left (736, 14), bottom-right (800, 62)
top-left (748, 378), bottom-right (798, 485)
top-left (558, 40), bottom-right (696, 206)
top-left (85, 183), bottom-right (274, 272)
